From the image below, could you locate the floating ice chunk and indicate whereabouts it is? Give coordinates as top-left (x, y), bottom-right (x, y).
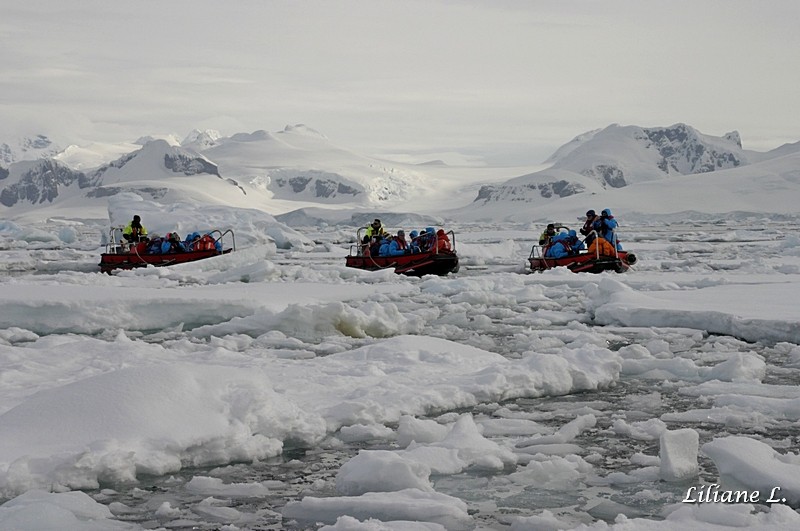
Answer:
top-left (399, 445), bottom-right (466, 475)
top-left (58, 226), bottom-right (78, 244)
top-left (662, 406), bottom-right (769, 427)
top-left (703, 436), bottom-right (800, 505)
top-left (320, 515), bottom-right (447, 530)
top-left (154, 501), bottom-right (181, 518)
top-left (0, 327), bottom-right (39, 345)
top-left (184, 476), bottom-right (274, 497)
top-left (680, 380), bottom-right (790, 399)
top-left (585, 498), bottom-right (647, 520)
top-left (617, 344), bottom-right (653, 360)
top-left (283, 488), bottom-right (472, 530)
top-left (630, 452), bottom-right (661, 467)
top-left (396, 415), bottom-right (448, 447)
top-left (510, 509), bottom-right (581, 531)
top-left (645, 338), bottom-right (671, 357)
top-left (434, 414), bottom-right (517, 470)
top-left (573, 501), bottom-right (800, 529)
top-left (508, 454), bottom-right (593, 489)
top-left (600, 466), bottom-right (661, 486)
top-left (338, 423), bottom-right (396, 443)
top-left (622, 357), bottom-right (703, 380)
top-left (476, 417), bottom-right (551, 437)
top-left (612, 418), bottom-right (667, 441)
top-left (659, 428), bottom-right (699, 482)
top-left (335, 450), bottom-right (433, 496)
top-left (516, 414), bottom-right (596, 447)
top-left (193, 497), bottom-right (251, 524)
top-left (515, 443), bottom-right (583, 459)
top-left (0, 490), bottom-right (137, 530)
top-left (786, 345), bottom-right (800, 367)
top-left (707, 352), bottom-right (766, 383)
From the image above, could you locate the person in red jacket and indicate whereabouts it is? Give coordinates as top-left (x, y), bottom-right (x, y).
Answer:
top-left (436, 229), bottom-right (452, 252)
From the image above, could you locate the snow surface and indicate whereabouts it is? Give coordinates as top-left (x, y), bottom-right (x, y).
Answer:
top-left (2, 129), bottom-right (800, 529)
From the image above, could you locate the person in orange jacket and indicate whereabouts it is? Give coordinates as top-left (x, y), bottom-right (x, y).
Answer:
top-left (588, 236), bottom-right (616, 256)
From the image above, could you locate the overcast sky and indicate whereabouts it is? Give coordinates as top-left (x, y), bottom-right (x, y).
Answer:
top-left (3, 0), bottom-right (799, 164)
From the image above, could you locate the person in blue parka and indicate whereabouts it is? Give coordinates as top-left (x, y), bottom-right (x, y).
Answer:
top-left (408, 230), bottom-right (421, 253)
top-left (545, 233), bottom-right (571, 258)
top-left (418, 227), bottom-right (435, 251)
top-left (161, 232), bottom-right (186, 253)
top-left (385, 235), bottom-right (409, 256)
top-left (378, 237), bottom-right (392, 256)
top-left (593, 208), bottom-right (622, 250)
top-left (566, 229), bottom-right (585, 254)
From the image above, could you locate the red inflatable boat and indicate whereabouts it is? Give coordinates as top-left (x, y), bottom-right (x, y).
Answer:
top-left (99, 228), bottom-right (235, 274)
top-left (346, 229), bottom-right (459, 276)
top-left (529, 226), bottom-right (636, 273)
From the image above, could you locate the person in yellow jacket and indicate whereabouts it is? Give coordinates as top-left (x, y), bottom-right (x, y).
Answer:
top-left (123, 215), bottom-right (148, 242)
top-left (539, 223), bottom-right (556, 245)
top-left (359, 218), bottom-right (389, 255)
top-left (364, 218), bottom-right (388, 240)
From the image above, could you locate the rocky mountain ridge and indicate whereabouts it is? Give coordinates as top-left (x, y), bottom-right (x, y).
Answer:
top-left (472, 123), bottom-right (760, 205)
top-left (0, 140), bottom-right (229, 208)
top-left (2, 124), bottom-right (798, 217)
top-left (0, 134), bottom-right (61, 167)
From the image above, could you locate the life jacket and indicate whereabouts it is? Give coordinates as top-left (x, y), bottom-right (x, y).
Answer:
top-left (184, 232), bottom-right (201, 250)
top-left (588, 237), bottom-right (616, 256)
top-left (196, 234), bottom-right (216, 251)
top-left (580, 217), bottom-right (597, 236)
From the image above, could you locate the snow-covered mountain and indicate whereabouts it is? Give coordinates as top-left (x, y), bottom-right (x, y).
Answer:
top-left (0, 160), bottom-right (89, 207)
top-left (88, 139), bottom-right (223, 187)
top-left (0, 125), bottom-right (448, 218)
top-left (545, 123), bottom-right (747, 181)
top-left (196, 124), bottom-right (429, 205)
top-left (467, 123), bottom-right (800, 217)
top-left (0, 139), bottom-right (252, 219)
top-left (181, 129), bottom-right (224, 151)
top-left (0, 134), bottom-right (61, 167)
top-left (474, 124), bottom-right (749, 205)
top-left (2, 122), bottom-right (799, 225)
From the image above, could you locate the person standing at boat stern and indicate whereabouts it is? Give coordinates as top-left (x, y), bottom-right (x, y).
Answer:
top-left (123, 215), bottom-right (148, 242)
top-left (593, 208), bottom-right (622, 250)
top-left (580, 210), bottom-right (599, 247)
